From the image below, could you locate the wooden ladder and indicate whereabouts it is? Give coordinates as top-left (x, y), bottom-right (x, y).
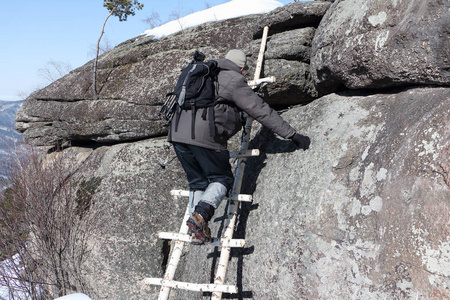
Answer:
top-left (143, 26), bottom-right (271, 300)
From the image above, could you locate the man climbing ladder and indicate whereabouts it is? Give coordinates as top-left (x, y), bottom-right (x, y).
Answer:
top-left (145, 26), bottom-right (310, 299)
top-left (168, 46), bottom-right (310, 244)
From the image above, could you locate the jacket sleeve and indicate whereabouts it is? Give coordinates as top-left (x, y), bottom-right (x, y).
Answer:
top-left (231, 76), bottom-right (296, 139)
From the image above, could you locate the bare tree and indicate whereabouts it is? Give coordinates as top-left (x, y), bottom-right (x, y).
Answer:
top-left (168, 0), bottom-right (195, 34)
top-left (0, 147), bottom-right (102, 299)
top-left (143, 11), bottom-right (162, 29)
top-left (37, 60), bottom-right (73, 85)
top-left (88, 36), bottom-right (114, 59)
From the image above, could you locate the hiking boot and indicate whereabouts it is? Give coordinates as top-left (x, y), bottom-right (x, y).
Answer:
top-left (186, 212), bottom-right (212, 245)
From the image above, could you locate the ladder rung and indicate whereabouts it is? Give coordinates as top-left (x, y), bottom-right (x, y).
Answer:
top-left (170, 190), bottom-right (189, 197)
top-left (170, 190), bottom-right (253, 202)
top-left (248, 76), bottom-right (276, 88)
top-left (158, 232), bottom-right (245, 247)
top-left (229, 149), bottom-right (260, 158)
top-left (229, 194), bottom-right (252, 202)
top-left (142, 278), bottom-right (238, 293)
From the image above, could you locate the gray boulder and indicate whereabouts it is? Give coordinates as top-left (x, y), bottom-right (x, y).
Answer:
top-left (261, 58), bottom-right (317, 106)
top-left (264, 27), bottom-right (316, 62)
top-left (250, 27), bottom-right (318, 106)
top-left (311, 0), bottom-right (450, 94)
top-left (254, 1), bottom-right (331, 36)
top-left (14, 97), bottom-right (166, 146)
top-left (50, 86), bottom-right (449, 299)
top-left (42, 139), bottom-right (188, 299)
top-left (15, 2), bottom-right (329, 147)
top-left (175, 86), bottom-right (450, 299)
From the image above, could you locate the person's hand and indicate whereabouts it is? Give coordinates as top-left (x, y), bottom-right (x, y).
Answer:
top-left (291, 133), bottom-right (310, 150)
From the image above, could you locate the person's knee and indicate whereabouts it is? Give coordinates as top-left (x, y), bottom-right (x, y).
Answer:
top-left (201, 182), bottom-right (228, 209)
top-left (188, 179), bottom-right (209, 191)
top-left (211, 177), bottom-right (233, 192)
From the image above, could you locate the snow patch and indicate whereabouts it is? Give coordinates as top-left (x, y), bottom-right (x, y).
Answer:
top-left (54, 293), bottom-right (92, 300)
top-left (142, 0), bottom-right (283, 39)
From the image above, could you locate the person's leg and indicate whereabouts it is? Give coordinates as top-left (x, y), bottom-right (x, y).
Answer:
top-left (174, 143), bottom-right (234, 244)
top-left (188, 146), bottom-right (234, 222)
top-left (188, 190), bottom-right (203, 215)
top-left (172, 142), bottom-right (209, 191)
top-left (173, 143), bottom-right (213, 243)
top-left (173, 143), bottom-right (208, 215)
top-left (190, 146), bottom-right (234, 193)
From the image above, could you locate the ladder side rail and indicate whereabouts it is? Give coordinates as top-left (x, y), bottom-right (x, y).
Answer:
top-left (212, 25), bottom-right (270, 300)
top-left (211, 107), bottom-right (254, 300)
top-left (157, 205), bottom-right (191, 300)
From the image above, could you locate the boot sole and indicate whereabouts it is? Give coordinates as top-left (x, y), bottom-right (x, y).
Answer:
top-left (186, 220), bottom-right (211, 243)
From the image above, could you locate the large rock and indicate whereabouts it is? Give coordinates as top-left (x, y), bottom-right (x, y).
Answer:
top-left (44, 86), bottom-right (449, 299)
top-left (15, 2), bottom-right (329, 147)
top-left (175, 86), bottom-right (450, 299)
top-left (254, 1), bottom-right (331, 37)
top-left (264, 27), bottom-right (316, 62)
top-left (311, 0), bottom-right (450, 94)
top-left (261, 58), bottom-right (317, 106)
top-left (41, 138), bottom-right (188, 299)
top-left (251, 27), bottom-right (319, 106)
top-left (14, 98), bottom-right (166, 145)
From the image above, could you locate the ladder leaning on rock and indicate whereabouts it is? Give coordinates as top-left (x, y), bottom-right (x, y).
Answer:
top-left (142, 26), bottom-right (272, 300)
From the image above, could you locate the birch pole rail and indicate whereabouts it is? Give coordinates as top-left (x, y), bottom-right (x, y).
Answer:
top-left (154, 202), bottom-right (191, 300)
top-left (211, 25), bottom-right (270, 300)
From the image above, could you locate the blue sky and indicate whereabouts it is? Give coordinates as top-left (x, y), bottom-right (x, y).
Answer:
top-left (0, 0), bottom-right (297, 101)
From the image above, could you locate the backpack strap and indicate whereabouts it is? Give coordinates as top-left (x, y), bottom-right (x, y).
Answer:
top-left (174, 105), bottom-right (182, 133)
top-left (199, 106), bottom-right (216, 138)
top-left (190, 100), bottom-right (196, 139)
top-left (208, 106), bottom-right (215, 138)
top-left (178, 64), bottom-right (197, 107)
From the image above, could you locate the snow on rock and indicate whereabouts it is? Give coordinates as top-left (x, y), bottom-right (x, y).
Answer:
top-left (54, 293), bottom-right (92, 300)
top-left (142, 0), bottom-right (283, 39)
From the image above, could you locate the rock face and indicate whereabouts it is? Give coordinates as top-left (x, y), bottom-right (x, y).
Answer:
top-left (176, 86), bottom-right (450, 300)
top-left (15, 1), bottom-right (330, 146)
top-left (42, 87), bottom-right (449, 300)
top-left (310, 0), bottom-right (450, 94)
top-left (41, 139), bottom-right (188, 299)
top-left (11, 1), bottom-right (450, 299)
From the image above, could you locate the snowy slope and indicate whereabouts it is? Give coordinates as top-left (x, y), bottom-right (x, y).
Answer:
top-left (143, 0), bottom-right (283, 39)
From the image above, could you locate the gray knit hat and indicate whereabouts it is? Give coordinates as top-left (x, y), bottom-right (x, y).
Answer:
top-left (225, 49), bottom-right (248, 70)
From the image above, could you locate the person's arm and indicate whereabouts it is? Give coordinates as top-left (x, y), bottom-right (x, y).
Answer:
top-left (232, 76), bottom-right (310, 150)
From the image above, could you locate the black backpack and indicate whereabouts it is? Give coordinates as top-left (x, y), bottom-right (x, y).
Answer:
top-left (158, 51), bottom-right (219, 139)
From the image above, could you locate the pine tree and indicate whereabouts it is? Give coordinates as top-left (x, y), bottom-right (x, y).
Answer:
top-left (93, 0), bottom-right (144, 100)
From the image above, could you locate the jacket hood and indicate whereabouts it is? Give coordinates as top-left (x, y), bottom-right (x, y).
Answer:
top-left (216, 58), bottom-right (242, 73)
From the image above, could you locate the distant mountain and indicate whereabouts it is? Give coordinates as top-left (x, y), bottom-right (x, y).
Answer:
top-left (0, 100), bottom-right (24, 188)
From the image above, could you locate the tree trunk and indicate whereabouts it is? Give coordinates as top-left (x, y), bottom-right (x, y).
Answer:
top-left (93, 5), bottom-right (118, 100)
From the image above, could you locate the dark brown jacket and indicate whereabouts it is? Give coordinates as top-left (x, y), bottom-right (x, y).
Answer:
top-left (168, 58), bottom-right (296, 150)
